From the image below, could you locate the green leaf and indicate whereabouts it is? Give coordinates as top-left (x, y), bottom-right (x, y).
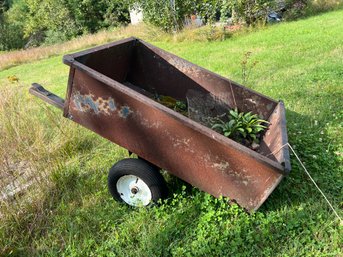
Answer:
top-left (211, 124), bottom-right (225, 131)
top-left (228, 119), bottom-right (236, 128)
top-left (224, 131), bottom-right (231, 137)
top-left (254, 127), bottom-right (265, 132)
top-left (229, 109), bottom-right (238, 118)
top-left (256, 119), bottom-right (269, 123)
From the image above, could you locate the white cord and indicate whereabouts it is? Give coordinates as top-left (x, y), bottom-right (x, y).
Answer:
top-left (272, 143), bottom-right (342, 224)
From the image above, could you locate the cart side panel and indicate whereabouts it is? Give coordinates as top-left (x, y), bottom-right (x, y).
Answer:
top-left (66, 69), bottom-right (284, 211)
top-left (126, 42), bottom-right (209, 100)
top-left (74, 40), bottom-right (134, 84)
top-left (140, 41), bottom-right (277, 120)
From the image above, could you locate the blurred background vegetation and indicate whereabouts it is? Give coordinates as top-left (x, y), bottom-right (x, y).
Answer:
top-left (0, 0), bottom-right (342, 51)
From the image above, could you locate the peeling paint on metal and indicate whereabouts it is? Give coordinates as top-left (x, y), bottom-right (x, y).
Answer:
top-left (119, 106), bottom-right (133, 118)
top-left (136, 111), bottom-right (162, 129)
top-left (72, 91), bottom-right (117, 115)
top-left (84, 95), bottom-right (99, 114)
top-left (173, 138), bottom-right (191, 148)
top-left (212, 161), bottom-right (230, 171)
top-left (163, 129), bottom-right (195, 154)
top-left (206, 155), bottom-right (258, 187)
top-left (108, 99), bottom-right (116, 111)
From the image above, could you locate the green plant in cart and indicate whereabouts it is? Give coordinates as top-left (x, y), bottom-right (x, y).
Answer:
top-left (211, 108), bottom-right (269, 148)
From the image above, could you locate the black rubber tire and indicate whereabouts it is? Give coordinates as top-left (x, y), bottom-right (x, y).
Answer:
top-left (108, 158), bottom-right (168, 206)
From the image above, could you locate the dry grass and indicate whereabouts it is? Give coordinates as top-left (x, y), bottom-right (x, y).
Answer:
top-left (0, 24), bottom-right (156, 71)
top-left (173, 25), bottom-right (231, 42)
top-left (0, 85), bottom-right (48, 206)
top-left (0, 83), bottom-right (111, 255)
top-left (0, 23), bottom-right (230, 71)
top-left (0, 24), bottom-right (169, 71)
top-left (0, 83), bottom-right (84, 218)
top-left (0, 83), bottom-right (118, 255)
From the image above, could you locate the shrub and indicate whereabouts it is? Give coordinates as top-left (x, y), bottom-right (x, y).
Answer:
top-left (0, 19), bottom-right (25, 51)
top-left (103, 0), bottom-right (130, 28)
top-left (24, 0), bottom-right (78, 44)
top-left (283, 0), bottom-right (343, 20)
top-left (64, 0), bottom-right (130, 34)
top-left (308, 0), bottom-right (343, 13)
top-left (136, 0), bottom-right (190, 31)
top-left (137, 0), bottom-right (231, 32)
top-left (43, 30), bottom-right (71, 45)
top-left (195, 0), bottom-right (221, 25)
top-left (0, 0), bottom-right (131, 49)
top-left (0, 1), bottom-right (26, 50)
top-left (283, 0), bottom-right (310, 20)
top-left (230, 0), bottom-right (274, 26)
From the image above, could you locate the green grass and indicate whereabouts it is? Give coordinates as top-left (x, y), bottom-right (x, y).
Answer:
top-left (0, 9), bottom-right (342, 256)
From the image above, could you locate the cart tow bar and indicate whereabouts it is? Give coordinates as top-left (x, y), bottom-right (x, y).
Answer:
top-left (29, 83), bottom-right (65, 111)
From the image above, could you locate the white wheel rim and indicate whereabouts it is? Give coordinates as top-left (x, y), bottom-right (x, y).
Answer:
top-left (116, 175), bottom-right (152, 206)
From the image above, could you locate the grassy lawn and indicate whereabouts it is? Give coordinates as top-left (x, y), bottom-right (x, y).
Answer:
top-left (0, 9), bottom-right (342, 256)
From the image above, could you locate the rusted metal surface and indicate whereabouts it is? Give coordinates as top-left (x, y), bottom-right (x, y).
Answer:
top-left (138, 41), bottom-right (278, 120)
top-left (259, 101), bottom-right (291, 172)
top-left (36, 37), bottom-right (291, 211)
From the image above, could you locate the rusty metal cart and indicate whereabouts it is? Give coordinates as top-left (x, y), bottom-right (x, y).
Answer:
top-left (30, 38), bottom-right (291, 211)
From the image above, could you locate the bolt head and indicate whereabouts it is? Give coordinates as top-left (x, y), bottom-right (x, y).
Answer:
top-left (131, 187), bottom-right (139, 195)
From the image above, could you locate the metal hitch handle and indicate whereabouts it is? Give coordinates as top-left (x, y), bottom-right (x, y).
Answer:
top-left (29, 83), bottom-right (65, 110)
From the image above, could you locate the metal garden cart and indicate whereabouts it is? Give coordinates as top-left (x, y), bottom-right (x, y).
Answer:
top-left (30, 38), bottom-right (290, 211)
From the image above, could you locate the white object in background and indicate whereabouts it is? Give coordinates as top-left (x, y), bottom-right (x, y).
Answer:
top-left (130, 5), bottom-right (143, 25)
top-left (194, 16), bottom-right (203, 27)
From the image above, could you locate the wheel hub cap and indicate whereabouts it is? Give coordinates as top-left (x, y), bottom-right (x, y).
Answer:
top-left (116, 175), bottom-right (152, 206)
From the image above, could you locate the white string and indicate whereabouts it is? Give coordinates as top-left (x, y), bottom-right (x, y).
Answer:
top-left (266, 143), bottom-right (289, 157)
top-left (271, 143), bottom-right (342, 224)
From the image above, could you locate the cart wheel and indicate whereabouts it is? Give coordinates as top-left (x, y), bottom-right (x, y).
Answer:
top-left (108, 158), bottom-right (167, 206)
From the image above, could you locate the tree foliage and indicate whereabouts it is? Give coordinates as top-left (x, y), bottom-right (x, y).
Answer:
top-left (136, 0), bottom-right (230, 32)
top-left (0, 0), bottom-right (26, 50)
top-left (0, 0), bottom-right (321, 50)
top-left (24, 0), bottom-right (77, 41)
top-left (230, 0), bottom-right (273, 25)
top-left (0, 0), bottom-right (130, 50)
